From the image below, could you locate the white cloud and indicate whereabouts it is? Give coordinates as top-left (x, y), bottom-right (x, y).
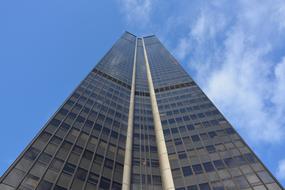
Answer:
top-left (277, 159), bottom-right (285, 180)
top-left (273, 58), bottom-right (285, 116)
top-left (117, 0), bottom-right (154, 25)
top-left (191, 8), bottom-right (227, 42)
top-left (117, 0), bottom-right (285, 145)
top-left (174, 38), bottom-right (190, 60)
top-left (172, 0), bottom-right (285, 144)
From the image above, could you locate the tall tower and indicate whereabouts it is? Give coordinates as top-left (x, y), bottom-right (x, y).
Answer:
top-left (0, 32), bottom-right (283, 190)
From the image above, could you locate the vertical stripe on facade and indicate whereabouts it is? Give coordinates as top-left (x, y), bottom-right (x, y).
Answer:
top-left (122, 38), bottom-right (137, 190)
top-left (142, 38), bottom-right (175, 190)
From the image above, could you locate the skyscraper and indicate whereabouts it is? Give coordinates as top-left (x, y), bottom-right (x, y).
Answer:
top-left (0, 32), bottom-right (283, 190)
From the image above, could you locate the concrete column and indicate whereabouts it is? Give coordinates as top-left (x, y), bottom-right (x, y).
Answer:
top-left (142, 38), bottom-right (175, 190)
top-left (122, 39), bottom-right (137, 190)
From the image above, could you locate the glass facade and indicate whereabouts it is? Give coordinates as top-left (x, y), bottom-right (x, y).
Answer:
top-left (131, 38), bottom-right (162, 189)
top-left (0, 32), bottom-right (283, 190)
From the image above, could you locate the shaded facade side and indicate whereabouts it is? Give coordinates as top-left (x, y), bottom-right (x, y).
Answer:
top-left (0, 32), bottom-right (136, 190)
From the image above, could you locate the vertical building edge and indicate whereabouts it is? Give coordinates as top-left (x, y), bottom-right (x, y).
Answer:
top-left (142, 38), bottom-right (175, 190)
top-left (122, 38), bottom-right (137, 190)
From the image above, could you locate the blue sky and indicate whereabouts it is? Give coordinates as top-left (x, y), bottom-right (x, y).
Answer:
top-left (0, 0), bottom-right (285, 186)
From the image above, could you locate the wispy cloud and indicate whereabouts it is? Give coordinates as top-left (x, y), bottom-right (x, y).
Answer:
top-left (277, 159), bottom-right (285, 180)
top-left (118, 0), bottom-right (285, 144)
top-left (173, 0), bottom-right (285, 144)
top-left (117, 0), bottom-right (285, 185)
top-left (117, 0), bottom-right (154, 26)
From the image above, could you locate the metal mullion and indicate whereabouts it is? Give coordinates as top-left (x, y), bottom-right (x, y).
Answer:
top-left (188, 91), bottom-right (241, 190)
top-left (182, 88), bottom-right (240, 189)
top-left (31, 78), bottom-right (98, 190)
top-left (81, 86), bottom-right (127, 190)
top-left (141, 97), bottom-right (146, 186)
top-left (49, 76), bottom-right (108, 189)
top-left (142, 96), bottom-right (148, 188)
top-left (138, 97), bottom-right (143, 190)
top-left (226, 122), bottom-right (268, 189)
top-left (0, 74), bottom-right (90, 184)
top-left (142, 38), bottom-right (175, 190)
top-left (13, 76), bottom-right (93, 189)
top-left (179, 96), bottom-right (219, 189)
top-left (167, 93), bottom-right (193, 188)
top-left (65, 79), bottom-right (112, 190)
top-left (106, 104), bottom-right (128, 190)
top-left (103, 94), bottom-right (127, 189)
top-left (145, 101), bottom-right (154, 186)
top-left (94, 88), bottom-right (126, 190)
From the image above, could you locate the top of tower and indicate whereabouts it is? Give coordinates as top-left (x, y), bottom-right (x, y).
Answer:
top-left (124, 31), bottom-right (155, 38)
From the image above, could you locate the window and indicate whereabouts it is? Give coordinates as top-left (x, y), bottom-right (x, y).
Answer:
top-left (88, 172), bottom-right (99, 185)
top-left (199, 183), bottom-right (211, 190)
top-left (172, 168), bottom-right (182, 179)
top-left (54, 185), bottom-right (67, 190)
top-left (224, 157), bottom-right (236, 168)
top-left (171, 128), bottom-right (178, 134)
top-left (83, 150), bottom-right (93, 161)
top-left (112, 182), bottom-right (122, 190)
top-left (192, 164), bottom-right (203, 174)
top-left (50, 158), bottom-right (64, 172)
top-left (244, 153), bottom-right (257, 164)
top-left (234, 155), bottom-right (246, 165)
top-left (111, 131), bottom-right (118, 139)
top-left (132, 174), bottom-right (140, 183)
top-left (57, 141), bottom-right (72, 160)
top-left (75, 168), bottom-right (87, 181)
top-left (38, 132), bottom-right (51, 143)
top-left (152, 175), bottom-right (161, 185)
top-left (94, 154), bottom-right (104, 165)
top-left (37, 180), bottom-right (53, 190)
top-left (200, 133), bottom-right (208, 140)
top-left (77, 132), bottom-right (89, 146)
top-left (203, 162), bottom-right (215, 172)
top-left (58, 108), bottom-right (68, 116)
top-left (174, 138), bottom-right (182, 145)
top-left (104, 158), bottom-right (114, 169)
top-left (187, 185), bottom-right (198, 190)
top-left (257, 171), bottom-right (274, 183)
top-left (246, 173), bottom-right (260, 186)
top-left (22, 174), bottom-right (40, 189)
top-left (179, 153), bottom-right (187, 160)
top-left (226, 128), bottom-right (235, 134)
top-left (169, 119), bottom-right (175, 124)
top-left (72, 145), bottom-right (83, 155)
top-left (206, 145), bottom-right (216, 153)
top-left (50, 136), bottom-right (62, 145)
top-left (191, 135), bottom-right (200, 142)
top-left (233, 176), bottom-right (249, 188)
top-left (208, 131), bottom-right (217, 138)
top-left (50, 118), bottom-right (61, 127)
top-left (99, 177), bottom-right (110, 189)
top-left (24, 147), bottom-right (40, 161)
top-left (213, 160), bottom-right (225, 170)
top-left (38, 153), bottom-right (52, 165)
top-left (187, 125), bottom-right (194, 130)
top-left (63, 163), bottom-right (76, 175)
top-left (67, 129), bottom-right (80, 142)
top-left (182, 166), bottom-right (193, 176)
top-left (3, 168), bottom-right (25, 187)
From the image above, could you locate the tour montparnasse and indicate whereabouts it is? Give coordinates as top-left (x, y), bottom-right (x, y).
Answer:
top-left (0, 32), bottom-right (283, 190)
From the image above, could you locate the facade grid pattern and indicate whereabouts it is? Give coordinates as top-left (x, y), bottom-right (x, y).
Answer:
top-left (0, 32), bottom-right (283, 190)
